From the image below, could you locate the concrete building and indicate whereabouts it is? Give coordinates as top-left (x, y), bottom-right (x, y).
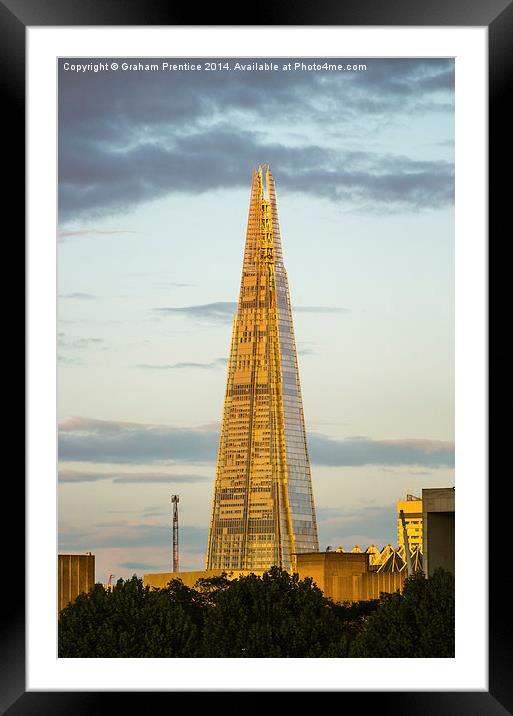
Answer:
top-left (422, 487), bottom-right (455, 577)
top-left (58, 552), bottom-right (95, 612)
top-left (397, 494), bottom-right (423, 550)
top-left (206, 165), bottom-right (319, 572)
top-left (144, 569), bottom-right (262, 590)
top-left (145, 553), bottom-right (407, 604)
top-left (296, 552), bottom-right (406, 603)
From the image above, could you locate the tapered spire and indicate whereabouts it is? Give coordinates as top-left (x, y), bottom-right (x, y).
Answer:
top-left (206, 166), bottom-right (319, 572)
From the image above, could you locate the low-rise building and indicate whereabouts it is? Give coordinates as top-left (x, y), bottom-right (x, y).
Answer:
top-left (296, 552), bottom-right (406, 603)
top-left (58, 552), bottom-right (95, 612)
top-left (144, 568), bottom-right (263, 590)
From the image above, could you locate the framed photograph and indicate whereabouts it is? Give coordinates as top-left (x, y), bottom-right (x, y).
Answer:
top-left (3, 0), bottom-right (507, 710)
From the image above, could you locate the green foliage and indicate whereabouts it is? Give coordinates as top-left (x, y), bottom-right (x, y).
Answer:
top-left (193, 573), bottom-right (232, 607)
top-left (350, 568), bottom-right (455, 657)
top-left (200, 566), bottom-right (349, 657)
top-left (331, 598), bottom-right (381, 642)
top-left (58, 575), bottom-right (202, 657)
top-left (58, 567), bottom-right (454, 658)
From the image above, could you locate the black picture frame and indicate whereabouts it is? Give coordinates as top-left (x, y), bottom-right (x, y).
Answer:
top-left (4, 0), bottom-right (507, 711)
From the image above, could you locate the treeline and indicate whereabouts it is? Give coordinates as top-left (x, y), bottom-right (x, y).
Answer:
top-left (58, 566), bottom-right (454, 658)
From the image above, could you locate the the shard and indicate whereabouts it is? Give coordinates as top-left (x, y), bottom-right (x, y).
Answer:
top-left (206, 165), bottom-right (319, 572)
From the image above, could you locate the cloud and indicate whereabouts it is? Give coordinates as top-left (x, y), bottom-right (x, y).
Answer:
top-left (58, 468), bottom-right (210, 483)
top-left (59, 521), bottom-right (208, 551)
top-left (93, 545), bottom-right (206, 579)
top-left (152, 281), bottom-right (194, 289)
top-left (60, 416), bottom-right (141, 431)
top-left (155, 302), bottom-right (236, 323)
top-left (58, 58), bottom-right (454, 222)
top-left (431, 139), bottom-right (455, 147)
top-left (154, 302), bottom-right (348, 324)
top-left (58, 356), bottom-right (84, 366)
top-left (58, 416), bottom-right (219, 464)
top-left (59, 292), bottom-right (96, 300)
top-left (309, 435), bottom-right (454, 468)
top-left (58, 58), bottom-right (453, 134)
top-left (316, 504), bottom-right (396, 549)
top-left (295, 306), bottom-right (349, 314)
top-left (58, 415), bottom-right (454, 468)
top-left (118, 561), bottom-right (163, 571)
top-left (58, 506), bottom-right (398, 569)
top-left (379, 467), bottom-right (432, 476)
top-left (59, 129), bottom-right (454, 221)
top-left (297, 341), bottom-right (316, 356)
top-left (58, 335), bottom-right (107, 365)
top-left (136, 358), bottom-right (227, 370)
top-left (113, 473), bottom-right (209, 484)
top-left (58, 335), bottom-right (104, 350)
top-left (58, 229), bottom-right (139, 242)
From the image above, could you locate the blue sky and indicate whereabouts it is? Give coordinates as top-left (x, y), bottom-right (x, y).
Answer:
top-left (58, 57), bottom-right (454, 582)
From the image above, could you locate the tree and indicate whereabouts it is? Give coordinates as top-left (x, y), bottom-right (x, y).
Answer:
top-left (350, 569), bottom-right (455, 657)
top-left (330, 598), bottom-right (380, 643)
top-left (58, 575), bottom-right (202, 657)
top-left (58, 568), bottom-right (454, 658)
top-left (200, 566), bottom-right (349, 657)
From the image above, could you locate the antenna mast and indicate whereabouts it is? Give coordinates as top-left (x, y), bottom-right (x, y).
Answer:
top-left (171, 494), bottom-right (180, 572)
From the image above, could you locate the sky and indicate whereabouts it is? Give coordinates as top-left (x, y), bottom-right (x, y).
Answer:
top-left (57, 57), bottom-right (455, 582)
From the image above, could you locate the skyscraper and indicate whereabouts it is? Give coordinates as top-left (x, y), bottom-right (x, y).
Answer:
top-left (206, 165), bottom-right (319, 572)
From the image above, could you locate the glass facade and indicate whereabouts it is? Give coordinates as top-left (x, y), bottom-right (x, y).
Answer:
top-left (206, 166), bottom-right (319, 571)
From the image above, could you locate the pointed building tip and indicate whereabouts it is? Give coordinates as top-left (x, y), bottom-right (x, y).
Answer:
top-left (253, 163), bottom-right (271, 174)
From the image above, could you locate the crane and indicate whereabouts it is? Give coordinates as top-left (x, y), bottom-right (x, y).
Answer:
top-left (399, 509), bottom-right (413, 575)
